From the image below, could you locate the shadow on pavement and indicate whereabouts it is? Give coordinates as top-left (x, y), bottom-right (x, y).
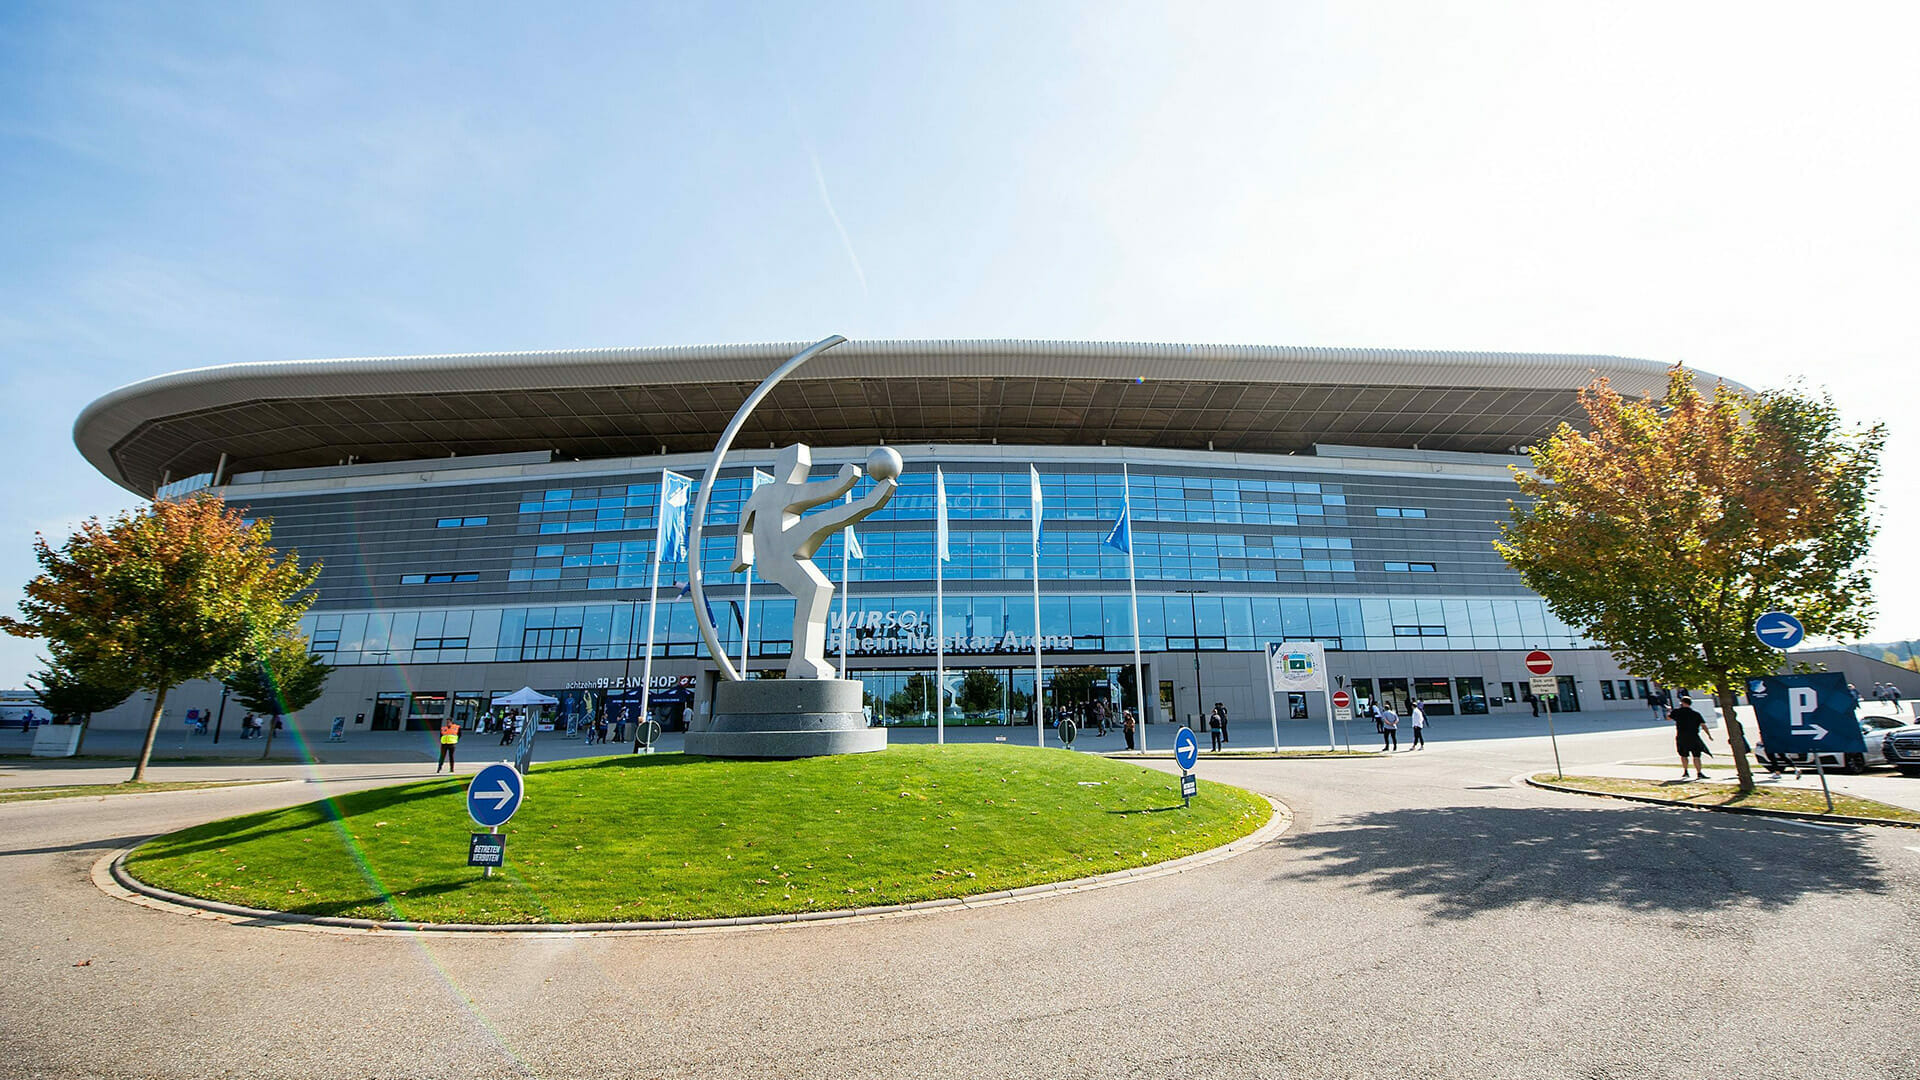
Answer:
top-left (0, 833), bottom-right (155, 858)
top-left (1276, 805), bottom-right (1887, 919)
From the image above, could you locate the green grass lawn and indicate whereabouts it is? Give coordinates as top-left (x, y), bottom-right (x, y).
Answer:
top-left (1536, 774), bottom-right (1920, 822)
top-left (125, 745), bottom-right (1272, 924)
top-left (1121, 749), bottom-right (1374, 759)
top-left (0, 780), bottom-right (277, 805)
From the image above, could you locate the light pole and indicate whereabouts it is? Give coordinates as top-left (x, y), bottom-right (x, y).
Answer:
top-left (1175, 588), bottom-right (1208, 727)
top-left (619, 597), bottom-right (640, 740)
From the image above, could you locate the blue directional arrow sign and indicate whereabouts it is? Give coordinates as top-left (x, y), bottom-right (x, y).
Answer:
top-left (1753, 610), bottom-right (1805, 650)
top-left (466, 762), bottom-right (525, 828)
top-left (1747, 674), bottom-right (1865, 755)
top-left (1173, 726), bottom-right (1199, 771)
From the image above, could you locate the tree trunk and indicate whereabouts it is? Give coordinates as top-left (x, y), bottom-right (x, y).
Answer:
top-left (131, 686), bottom-right (169, 783)
top-left (74, 713), bottom-right (91, 756)
top-left (1713, 677), bottom-right (1756, 794)
top-left (261, 712), bottom-right (279, 759)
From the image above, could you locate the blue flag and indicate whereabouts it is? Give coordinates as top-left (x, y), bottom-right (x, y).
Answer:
top-left (1103, 498), bottom-right (1131, 553)
top-left (657, 470), bottom-right (693, 565)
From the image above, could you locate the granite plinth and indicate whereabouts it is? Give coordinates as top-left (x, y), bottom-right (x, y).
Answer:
top-left (682, 678), bottom-right (887, 758)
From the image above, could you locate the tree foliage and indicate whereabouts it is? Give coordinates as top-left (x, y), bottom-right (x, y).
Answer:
top-left (957, 668), bottom-right (1005, 715)
top-left (222, 632), bottom-right (331, 716)
top-left (1, 493), bottom-right (321, 780)
top-left (1495, 365), bottom-right (1883, 791)
top-left (28, 648), bottom-right (139, 753)
top-left (222, 631), bottom-right (331, 758)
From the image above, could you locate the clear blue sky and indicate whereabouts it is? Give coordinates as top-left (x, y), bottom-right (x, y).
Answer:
top-left (2, 2), bottom-right (1915, 684)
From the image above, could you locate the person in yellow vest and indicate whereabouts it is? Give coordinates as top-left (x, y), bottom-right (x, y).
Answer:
top-left (435, 719), bottom-right (461, 773)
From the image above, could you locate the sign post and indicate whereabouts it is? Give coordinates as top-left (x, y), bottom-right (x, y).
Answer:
top-left (466, 763), bottom-right (525, 878)
top-left (1173, 726), bottom-right (1199, 808)
top-left (1270, 642), bottom-right (1332, 750)
top-left (1525, 651), bottom-right (1563, 779)
top-left (1331, 690), bottom-right (1352, 751)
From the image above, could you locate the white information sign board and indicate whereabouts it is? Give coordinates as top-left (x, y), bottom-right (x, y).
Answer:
top-left (1269, 642), bottom-right (1328, 693)
top-left (1529, 674), bottom-right (1559, 696)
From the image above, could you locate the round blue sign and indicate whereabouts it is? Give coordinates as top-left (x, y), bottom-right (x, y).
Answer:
top-left (1173, 726), bottom-right (1199, 771)
top-left (466, 762), bottom-right (525, 828)
top-left (1753, 610), bottom-right (1805, 651)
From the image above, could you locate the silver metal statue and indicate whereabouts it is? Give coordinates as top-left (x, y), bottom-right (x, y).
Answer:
top-left (734, 443), bottom-right (901, 679)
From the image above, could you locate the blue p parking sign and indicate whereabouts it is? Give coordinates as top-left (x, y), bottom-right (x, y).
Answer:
top-left (1747, 674), bottom-right (1865, 756)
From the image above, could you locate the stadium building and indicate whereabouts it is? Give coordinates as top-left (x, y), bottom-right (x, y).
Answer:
top-left (72, 339), bottom-right (1710, 741)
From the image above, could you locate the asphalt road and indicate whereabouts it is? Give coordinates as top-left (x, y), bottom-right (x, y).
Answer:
top-left (3, 720), bottom-right (1917, 1079)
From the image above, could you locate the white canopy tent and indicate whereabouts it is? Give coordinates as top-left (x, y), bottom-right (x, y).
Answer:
top-left (492, 687), bottom-right (558, 707)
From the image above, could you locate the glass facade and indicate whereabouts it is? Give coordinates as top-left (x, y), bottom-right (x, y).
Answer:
top-left (265, 454), bottom-right (1589, 668)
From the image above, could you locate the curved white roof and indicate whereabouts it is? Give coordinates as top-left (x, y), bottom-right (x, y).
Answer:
top-left (74, 338), bottom-right (1720, 494)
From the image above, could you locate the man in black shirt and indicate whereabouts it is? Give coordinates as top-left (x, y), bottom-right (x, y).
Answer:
top-left (1671, 694), bottom-right (1712, 780)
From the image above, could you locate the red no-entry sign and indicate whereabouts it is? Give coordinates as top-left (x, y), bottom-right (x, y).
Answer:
top-left (1524, 650), bottom-right (1555, 676)
top-left (1331, 690), bottom-right (1352, 709)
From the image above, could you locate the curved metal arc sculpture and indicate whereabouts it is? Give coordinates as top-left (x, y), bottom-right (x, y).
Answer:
top-left (687, 334), bottom-right (848, 683)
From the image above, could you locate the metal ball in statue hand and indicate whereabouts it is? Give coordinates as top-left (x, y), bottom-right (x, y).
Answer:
top-left (865, 447), bottom-right (903, 482)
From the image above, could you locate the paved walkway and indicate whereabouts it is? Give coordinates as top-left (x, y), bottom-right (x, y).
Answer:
top-left (2, 717), bottom-right (1917, 1078)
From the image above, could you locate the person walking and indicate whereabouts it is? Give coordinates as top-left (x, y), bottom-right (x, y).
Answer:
top-left (1409, 700), bottom-right (1427, 749)
top-left (1373, 701), bottom-right (1387, 736)
top-left (1122, 707), bottom-right (1136, 751)
top-left (1670, 694), bottom-right (1711, 780)
top-left (1213, 702), bottom-right (1230, 746)
top-left (1208, 706), bottom-right (1224, 752)
top-left (1380, 704), bottom-right (1399, 751)
top-left (436, 718), bottom-right (461, 773)
top-left (1892, 685), bottom-right (1904, 715)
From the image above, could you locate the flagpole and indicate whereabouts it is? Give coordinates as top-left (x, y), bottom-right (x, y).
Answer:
top-left (741, 469), bottom-right (770, 678)
top-left (935, 466), bottom-right (947, 746)
top-left (637, 468), bottom-right (668, 752)
top-left (839, 490), bottom-right (852, 677)
top-left (1031, 465), bottom-right (1045, 748)
top-left (1123, 463), bottom-right (1147, 754)
top-left (739, 549), bottom-right (753, 678)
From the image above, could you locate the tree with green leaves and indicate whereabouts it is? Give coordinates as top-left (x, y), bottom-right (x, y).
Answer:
top-left (1, 493), bottom-right (321, 781)
top-left (1495, 366), bottom-right (1883, 793)
top-left (27, 647), bottom-right (138, 754)
top-left (957, 668), bottom-right (1005, 717)
top-left (221, 631), bottom-right (332, 759)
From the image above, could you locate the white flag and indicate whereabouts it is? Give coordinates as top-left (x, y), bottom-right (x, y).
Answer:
top-left (1029, 465), bottom-right (1044, 543)
top-left (935, 467), bottom-right (951, 563)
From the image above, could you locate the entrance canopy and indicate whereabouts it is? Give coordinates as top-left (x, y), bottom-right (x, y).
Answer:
top-left (492, 686), bottom-right (559, 707)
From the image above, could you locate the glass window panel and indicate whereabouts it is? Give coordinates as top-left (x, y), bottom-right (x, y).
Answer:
top-left (362, 613), bottom-right (393, 653)
top-left (1281, 600), bottom-right (1311, 638)
top-left (1194, 596), bottom-right (1225, 639)
top-left (1252, 597), bottom-right (1284, 642)
top-left (466, 609), bottom-right (497, 650)
top-left (1164, 597), bottom-right (1195, 636)
top-left (336, 613), bottom-right (369, 653)
top-left (1519, 602), bottom-right (1550, 641)
top-left (1308, 598), bottom-right (1339, 639)
top-left (1070, 596), bottom-right (1104, 638)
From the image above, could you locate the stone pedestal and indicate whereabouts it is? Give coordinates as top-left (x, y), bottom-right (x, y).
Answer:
top-left (683, 679), bottom-right (887, 759)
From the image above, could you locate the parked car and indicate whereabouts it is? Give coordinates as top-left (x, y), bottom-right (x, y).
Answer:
top-left (1880, 723), bottom-right (1920, 776)
top-left (1759, 715), bottom-right (1906, 775)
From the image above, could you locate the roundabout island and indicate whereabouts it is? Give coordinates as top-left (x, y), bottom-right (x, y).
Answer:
top-left (118, 745), bottom-right (1274, 927)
